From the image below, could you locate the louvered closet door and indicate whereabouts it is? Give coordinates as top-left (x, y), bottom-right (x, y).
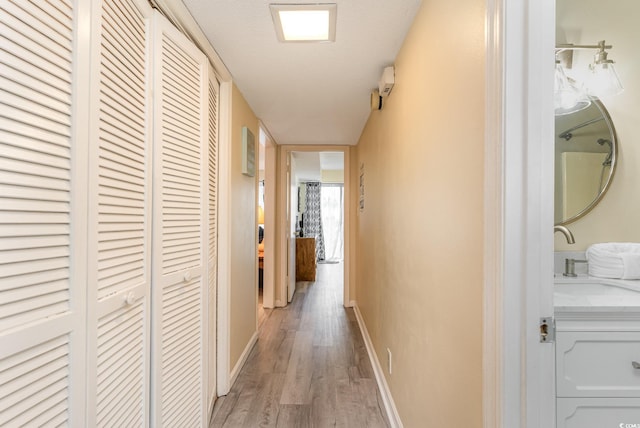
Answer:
top-left (85, 0), bottom-right (153, 426)
top-left (0, 1), bottom-right (85, 426)
top-left (151, 11), bottom-right (209, 428)
top-left (207, 68), bottom-right (219, 414)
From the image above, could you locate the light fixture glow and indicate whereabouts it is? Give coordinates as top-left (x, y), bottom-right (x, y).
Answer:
top-left (587, 44), bottom-right (624, 97)
top-left (270, 4), bottom-right (336, 42)
top-left (554, 62), bottom-right (591, 116)
top-left (280, 10), bottom-right (329, 41)
top-left (555, 40), bottom-right (624, 102)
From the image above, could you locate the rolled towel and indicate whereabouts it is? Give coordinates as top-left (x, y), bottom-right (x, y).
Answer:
top-left (621, 252), bottom-right (640, 279)
top-left (586, 243), bottom-right (640, 280)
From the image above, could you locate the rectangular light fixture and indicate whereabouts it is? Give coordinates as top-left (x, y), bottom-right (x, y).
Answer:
top-left (270, 4), bottom-right (337, 42)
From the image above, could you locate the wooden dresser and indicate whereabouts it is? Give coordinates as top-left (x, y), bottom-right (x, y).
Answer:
top-left (295, 237), bottom-right (316, 281)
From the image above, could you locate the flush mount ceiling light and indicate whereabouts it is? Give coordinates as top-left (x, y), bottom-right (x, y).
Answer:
top-left (270, 4), bottom-right (337, 42)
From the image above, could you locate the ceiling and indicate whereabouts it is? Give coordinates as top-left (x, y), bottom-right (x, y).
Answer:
top-left (182, 0), bottom-right (421, 146)
top-left (292, 152), bottom-right (344, 181)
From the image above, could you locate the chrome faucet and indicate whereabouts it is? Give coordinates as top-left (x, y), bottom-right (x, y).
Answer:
top-left (554, 225), bottom-right (575, 244)
top-left (563, 258), bottom-right (588, 277)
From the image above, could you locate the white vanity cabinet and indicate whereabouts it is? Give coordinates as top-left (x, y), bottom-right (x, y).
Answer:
top-left (555, 313), bottom-right (640, 428)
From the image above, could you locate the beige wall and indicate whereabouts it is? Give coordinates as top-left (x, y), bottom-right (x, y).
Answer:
top-left (229, 83), bottom-right (259, 367)
top-left (354, 1), bottom-right (484, 426)
top-left (555, 0), bottom-right (640, 250)
top-left (321, 169), bottom-right (344, 183)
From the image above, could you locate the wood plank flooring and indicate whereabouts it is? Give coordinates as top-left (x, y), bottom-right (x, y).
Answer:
top-left (210, 263), bottom-right (390, 428)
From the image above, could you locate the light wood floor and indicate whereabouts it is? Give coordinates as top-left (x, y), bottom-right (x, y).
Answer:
top-left (210, 262), bottom-right (390, 428)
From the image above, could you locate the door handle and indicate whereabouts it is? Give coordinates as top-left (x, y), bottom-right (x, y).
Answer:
top-left (633, 361), bottom-right (640, 370)
top-left (124, 291), bottom-right (135, 306)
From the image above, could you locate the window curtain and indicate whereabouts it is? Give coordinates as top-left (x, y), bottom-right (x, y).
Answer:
top-left (321, 184), bottom-right (343, 262)
top-left (303, 182), bottom-right (325, 261)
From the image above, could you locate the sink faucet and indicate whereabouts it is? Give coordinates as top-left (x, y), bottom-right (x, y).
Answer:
top-left (554, 225), bottom-right (575, 244)
top-left (564, 258), bottom-right (588, 277)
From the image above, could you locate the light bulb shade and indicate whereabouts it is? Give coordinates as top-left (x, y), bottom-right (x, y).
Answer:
top-left (587, 62), bottom-right (624, 98)
top-left (554, 63), bottom-right (591, 116)
top-left (258, 205), bottom-right (265, 224)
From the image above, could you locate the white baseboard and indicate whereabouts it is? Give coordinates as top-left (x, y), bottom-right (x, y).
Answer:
top-left (229, 331), bottom-right (258, 388)
top-left (353, 304), bottom-right (403, 428)
top-left (275, 299), bottom-right (284, 307)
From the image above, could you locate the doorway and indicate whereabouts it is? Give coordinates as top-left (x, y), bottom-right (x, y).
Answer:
top-left (258, 126), bottom-right (277, 320)
top-left (277, 146), bottom-right (352, 308)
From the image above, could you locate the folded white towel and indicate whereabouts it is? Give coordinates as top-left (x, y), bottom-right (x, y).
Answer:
top-left (586, 243), bottom-right (640, 280)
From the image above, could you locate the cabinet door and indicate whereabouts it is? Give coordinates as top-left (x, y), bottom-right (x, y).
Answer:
top-left (0, 1), bottom-right (85, 425)
top-left (151, 10), bottom-right (209, 427)
top-left (85, 0), bottom-right (153, 426)
top-left (557, 398), bottom-right (640, 428)
top-left (556, 331), bottom-right (640, 398)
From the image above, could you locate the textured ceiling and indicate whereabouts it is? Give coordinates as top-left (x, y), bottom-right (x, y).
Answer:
top-left (182, 0), bottom-right (421, 146)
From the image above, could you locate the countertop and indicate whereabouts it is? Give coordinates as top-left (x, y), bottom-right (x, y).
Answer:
top-left (554, 275), bottom-right (640, 313)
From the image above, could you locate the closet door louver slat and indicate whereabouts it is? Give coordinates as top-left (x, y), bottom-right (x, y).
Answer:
top-left (152, 11), bottom-right (208, 428)
top-left (0, 0), bottom-right (78, 426)
top-left (86, 0), bottom-right (152, 426)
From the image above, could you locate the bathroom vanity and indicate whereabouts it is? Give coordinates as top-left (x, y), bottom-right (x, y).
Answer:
top-left (554, 278), bottom-right (640, 427)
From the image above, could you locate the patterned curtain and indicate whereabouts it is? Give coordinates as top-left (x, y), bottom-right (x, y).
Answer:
top-left (303, 182), bottom-right (325, 261)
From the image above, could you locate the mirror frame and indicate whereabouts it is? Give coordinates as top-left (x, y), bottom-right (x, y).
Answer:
top-left (555, 97), bottom-right (618, 226)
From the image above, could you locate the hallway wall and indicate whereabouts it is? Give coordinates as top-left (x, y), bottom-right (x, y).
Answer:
top-left (229, 84), bottom-right (260, 368)
top-left (354, 0), bottom-right (485, 426)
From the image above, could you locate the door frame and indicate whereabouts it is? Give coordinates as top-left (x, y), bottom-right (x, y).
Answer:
top-left (260, 123), bottom-right (277, 309)
top-left (277, 145), bottom-right (352, 308)
top-left (484, 0), bottom-right (556, 426)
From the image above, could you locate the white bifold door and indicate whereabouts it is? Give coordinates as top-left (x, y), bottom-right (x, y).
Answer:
top-left (0, 1), bottom-right (86, 425)
top-left (86, 0), bottom-right (154, 426)
top-left (0, 1), bottom-right (214, 426)
top-left (151, 11), bottom-right (209, 428)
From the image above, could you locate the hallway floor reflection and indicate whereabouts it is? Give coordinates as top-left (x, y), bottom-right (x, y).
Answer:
top-left (211, 262), bottom-right (389, 427)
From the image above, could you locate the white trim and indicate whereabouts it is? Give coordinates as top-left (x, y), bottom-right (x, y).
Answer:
top-left (348, 300), bottom-right (356, 308)
top-left (483, 0), bottom-right (504, 426)
top-left (260, 121), bottom-right (277, 309)
top-left (342, 149), bottom-right (351, 307)
top-left (524, 3), bottom-right (556, 427)
top-left (216, 81), bottom-right (233, 396)
top-left (276, 148), bottom-right (288, 306)
top-left (229, 331), bottom-right (258, 388)
top-left (353, 305), bottom-right (402, 428)
top-left (71, 2), bottom-right (92, 423)
top-left (497, 1), bottom-right (556, 427)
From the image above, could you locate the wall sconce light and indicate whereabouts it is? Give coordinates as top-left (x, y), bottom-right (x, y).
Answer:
top-left (587, 41), bottom-right (624, 97)
top-left (554, 61), bottom-right (591, 116)
top-left (555, 40), bottom-right (623, 115)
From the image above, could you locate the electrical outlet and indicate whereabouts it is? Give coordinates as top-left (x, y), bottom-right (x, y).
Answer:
top-left (386, 348), bottom-right (392, 375)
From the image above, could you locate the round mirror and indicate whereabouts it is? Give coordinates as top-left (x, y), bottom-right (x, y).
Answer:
top-left (555, 98), bottom-right (617, 225)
